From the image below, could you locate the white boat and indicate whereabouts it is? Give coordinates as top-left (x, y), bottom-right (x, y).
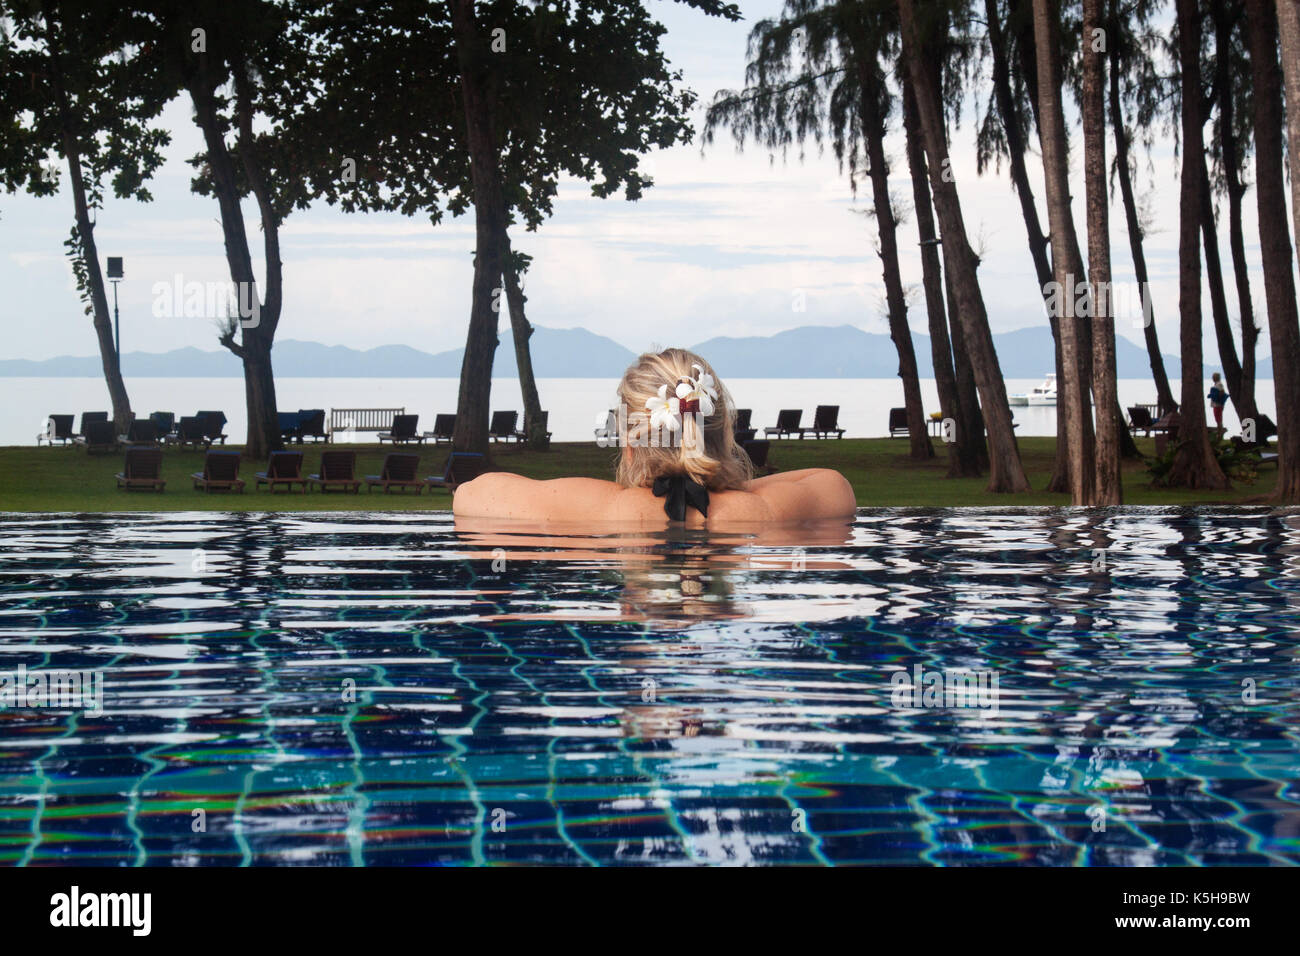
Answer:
top-left (1026, 374), bottom-right (1057, 406)
top-left (1010, 374), bottom-right (1057, 406)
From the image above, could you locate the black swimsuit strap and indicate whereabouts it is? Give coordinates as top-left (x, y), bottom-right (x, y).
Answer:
top-left (652, 474), bottom-right (710, 521)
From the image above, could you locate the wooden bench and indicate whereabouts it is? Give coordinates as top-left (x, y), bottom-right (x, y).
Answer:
top-left (328, 407), bottom-right (405, 440)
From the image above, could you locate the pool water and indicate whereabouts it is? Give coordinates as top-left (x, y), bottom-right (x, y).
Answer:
top-left (0, 508), bottom-right (1296, 866)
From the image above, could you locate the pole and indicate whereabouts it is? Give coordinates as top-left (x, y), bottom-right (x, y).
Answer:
top-left (112, 280), bottom-right (120, 373)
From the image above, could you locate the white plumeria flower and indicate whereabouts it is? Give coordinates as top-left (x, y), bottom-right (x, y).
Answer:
top-left (646, 384), bottom-right (681, 431)
top-left (691, 365), bottom-right (718, 400)
top-left (690, 365), bottom-right (718, 416)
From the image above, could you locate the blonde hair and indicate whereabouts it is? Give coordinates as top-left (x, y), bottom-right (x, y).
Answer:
top-left (614, 348), bottom-right (753, 490)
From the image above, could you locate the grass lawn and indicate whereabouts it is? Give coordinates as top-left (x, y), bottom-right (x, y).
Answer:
top-left (0, 435), bottom-right (1276, 511)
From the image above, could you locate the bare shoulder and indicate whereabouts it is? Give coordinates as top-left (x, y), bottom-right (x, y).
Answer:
top-left (744, 468), bottom-right (856, 520)
top-left (452, 473), bottom-right (625, 522)
top-left (453, 468), bottom-right (855, 525)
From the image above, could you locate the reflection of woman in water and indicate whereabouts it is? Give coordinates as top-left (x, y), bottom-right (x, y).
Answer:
top-left (613, 546), bottom-right (735, 739)
top-left (450, 519), bottom-right (855, 740)
top-left (616, 545), bottom-right (739, 621)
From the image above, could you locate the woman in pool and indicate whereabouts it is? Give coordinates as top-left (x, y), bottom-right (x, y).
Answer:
top-left (453, 348), bottom-right (855, 526)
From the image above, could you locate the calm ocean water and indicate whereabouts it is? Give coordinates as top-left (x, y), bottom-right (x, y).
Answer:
top-left (4, 377), bottom-right (1273, 446)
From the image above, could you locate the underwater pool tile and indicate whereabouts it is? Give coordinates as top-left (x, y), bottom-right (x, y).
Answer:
top-left (1, 507), bottom-right (1298, 865)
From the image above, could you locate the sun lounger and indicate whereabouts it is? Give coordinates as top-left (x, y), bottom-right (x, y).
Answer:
top-left (1153, 411), bottom-right (1181, 435)
top-left (378, 413), bottom-right (423, 445)
top-left (38, 414), bottom-right (75, 446)
top-left (514, 411), bottom-right (552, 443)
top-left (197, 411), bottom-right (228, 445)
top-left (74, 420), bottom-right (118, 454)
top-left (490, 410), bottom-right (519, 442)
top-left (888, 407), bottom-right (909, 438)
top-left (427, 414), bottom-right (457, 444)
top-left (733, 409), bottom-right (755, 443)
top-left (764, 409), bottom-right (802, 439)
top-left (1127, 406), bottom-right (1155, 436)
top-left (742, 439), bottom-right (773, 473)
top-left (122, 420), bottom-right (160, 447)
top-left (308, 450), bottom-right (360, 493)
top-left (278, 410), bottom-right (303, 442)
top-left (149, 412), bottom-right (176, 442)
top-left (116, 447), bottom-right (166, 492)
top-left (1255, 413), bottom-right (1279, 443)
top-left (255, 450), bottom-right (307, 492)
top-left (192, 450), bottom-right (244, 492)
top-left (426, 452), bottom-right (489, 491)
top-left (75, 412), bottom-right (108, 440)
top-left (297, 409), bottom-right (327, 443)
top-left (366, 453), bottom-right (424, 493)
top-left (1152, 412), bottom-right (1182, 456)
top-left (802, 405), bottom-right (845, 439)
top-left (176, 416), bottom-right (209, 450)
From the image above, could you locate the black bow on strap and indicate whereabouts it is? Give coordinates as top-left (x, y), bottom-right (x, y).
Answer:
top-left (652, 474), bottom-right (710, 521)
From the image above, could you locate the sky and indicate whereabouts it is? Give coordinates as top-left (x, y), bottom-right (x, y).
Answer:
top-left (1, 0), bottom-right (1291, 368)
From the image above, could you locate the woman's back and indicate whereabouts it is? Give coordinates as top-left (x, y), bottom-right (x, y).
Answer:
top-left (453, 468), bottom-right (856, 526)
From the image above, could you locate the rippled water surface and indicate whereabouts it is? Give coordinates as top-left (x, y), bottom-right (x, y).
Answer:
top-left (0, 509), bottom-right (1297, 866)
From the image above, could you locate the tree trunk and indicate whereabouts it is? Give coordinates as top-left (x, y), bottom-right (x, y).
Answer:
top-left (241, 338), bottom-right (278, 459)
top-left (1107, 1), bottom-right (1177, 414)
top-left (945, 273), bottom-right (990, 475)
top-left (902, 74), bottom-right (975, 476)
top-left (1199, 149), bottom-right (1252, 426)
top-left (450, 0), bottom-right (506, 454)
top-left (62, 145), bottom-right (132, 434)
top-left (1213, 0), bottom-right (1260, 426)
top-left (1082, 0), bottom-right (1122, 503)
top-left (1031, 0), bottom-right (1093, 504)
top-left (233, 68), bottom-right (283, 460)
top-left (857, 51), bottom-right (931, 460)
top-left (188, 61), bottom-right (283, 460)
top-left (1252, 0), bottom-right (1300, 499)
top-left (984, 0), bottom-right (1071, 489)
top-left (502, 233), bottom-right (548, 450)
top-left (898, 0), bottom-right (1028, 492)
top-left (1281, 0), bottom-right (1300, 278)
top-left (1009, 0), bottom-right (1043, 132)
top-left (1061, 189), bottom-right (1100, 479)
top-left (1168, 0), bottom-right (1231, 489)
top-left (47, 27), bottom-right (131, 433)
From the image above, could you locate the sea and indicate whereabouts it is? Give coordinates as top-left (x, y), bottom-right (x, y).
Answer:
top-left (4, 377), bottom-right (1273, 446)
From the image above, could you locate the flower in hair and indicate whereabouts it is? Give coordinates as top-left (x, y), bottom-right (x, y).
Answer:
top-left (691, 365), bottom-right (718, 414)
top-left (646, 384), bottom-right (682, 432)
top-left (647, 367), bottom-right (716, 432)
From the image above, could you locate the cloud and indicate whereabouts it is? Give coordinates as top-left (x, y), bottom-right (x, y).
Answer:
top-left (0, 0), bottom-right (1288, 371)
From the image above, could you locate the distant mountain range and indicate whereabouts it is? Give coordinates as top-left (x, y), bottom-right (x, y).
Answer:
top-left (0, 323), bottom-right (1270, 379)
